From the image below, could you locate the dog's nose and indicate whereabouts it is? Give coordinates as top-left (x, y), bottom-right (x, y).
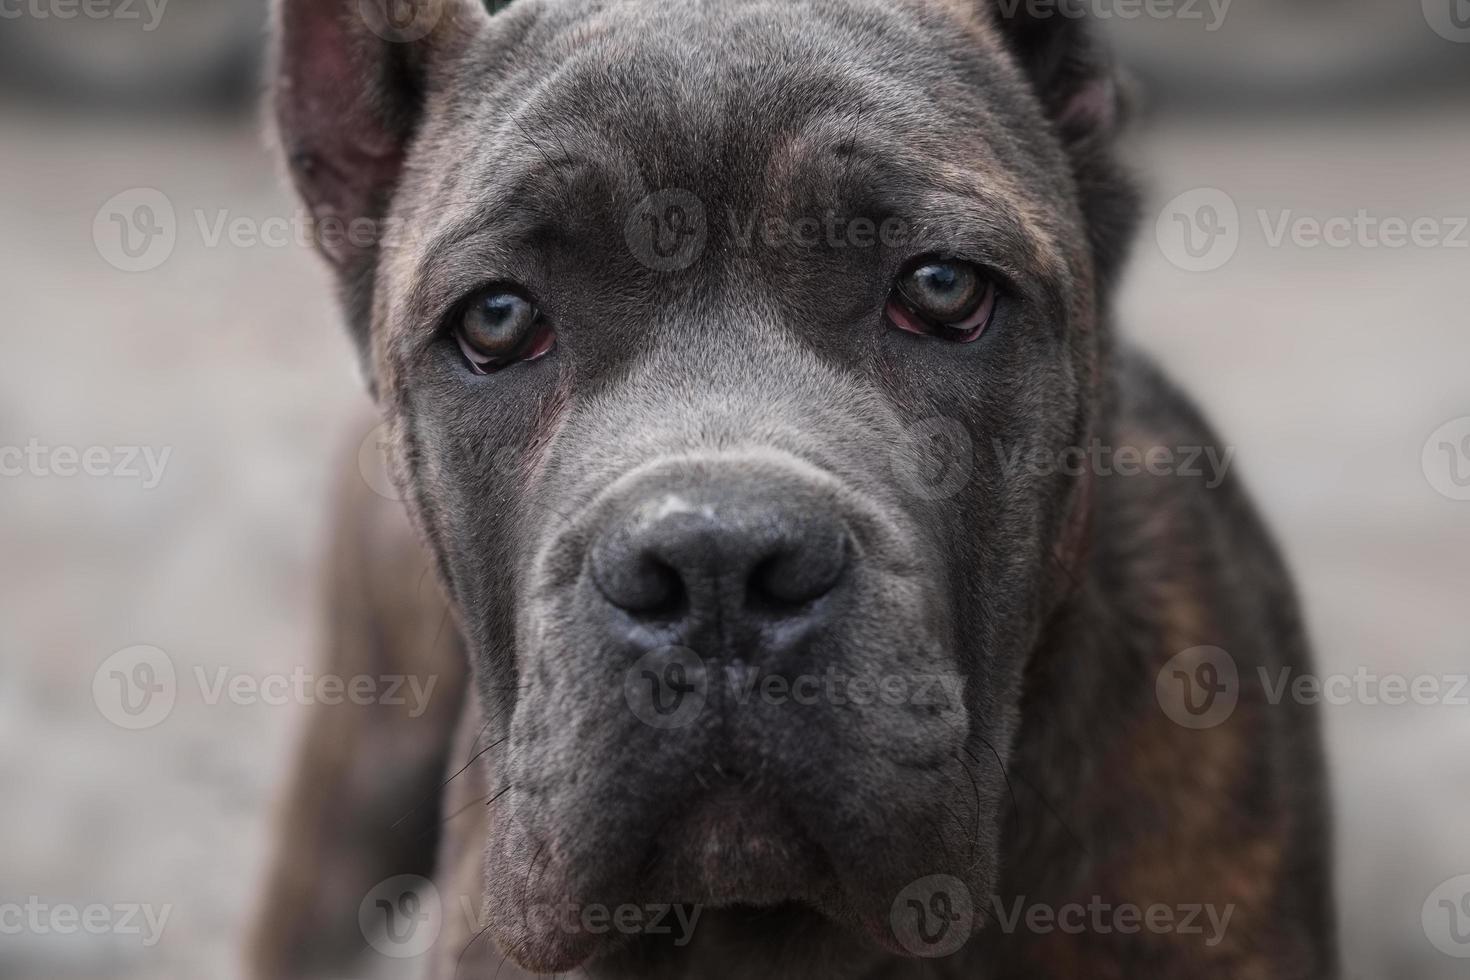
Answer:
top-left (589, 490), bottom-right (850, 628)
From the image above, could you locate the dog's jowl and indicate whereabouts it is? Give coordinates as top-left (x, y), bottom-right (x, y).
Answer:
top-left (251, 1), bottom-right (1335, 977)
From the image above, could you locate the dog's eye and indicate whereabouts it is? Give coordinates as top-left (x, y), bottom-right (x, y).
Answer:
top-left (453, 287), bottom-right (556, 375)
top-left (886, 258), bottom-right (996, 343)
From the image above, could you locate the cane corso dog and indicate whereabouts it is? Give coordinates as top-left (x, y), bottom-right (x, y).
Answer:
top-left (249, 0), bottom-right (1335, 977)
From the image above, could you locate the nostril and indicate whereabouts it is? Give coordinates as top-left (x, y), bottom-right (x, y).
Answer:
top-left (748, 533), bottom-right (849, 611)
top-left (595, 550), bottom-right (688, 617)
top-left (633, 554), bottom-right (689, 617)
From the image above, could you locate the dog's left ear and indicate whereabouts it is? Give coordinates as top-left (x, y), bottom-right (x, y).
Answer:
top-left (273, 0), bottom-right (493, 379)
top-left (987, 0), bottom-right (1137, 288)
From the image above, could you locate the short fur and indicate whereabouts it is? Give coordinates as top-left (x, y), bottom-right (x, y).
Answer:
top-left (250, 1), bottom-right (1336, 977)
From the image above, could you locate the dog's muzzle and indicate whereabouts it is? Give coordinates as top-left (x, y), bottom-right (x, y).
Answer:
top-left (483, 451), bottom-right (992, 973)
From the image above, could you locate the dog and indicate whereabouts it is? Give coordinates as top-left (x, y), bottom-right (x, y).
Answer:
top-left (249, 1), bottom-right (1336, 977)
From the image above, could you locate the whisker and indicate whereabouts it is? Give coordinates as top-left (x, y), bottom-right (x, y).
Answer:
top-left (390, 725), bottom-right (508, 832)
top-left (429, 782), bottom-right (515, 837)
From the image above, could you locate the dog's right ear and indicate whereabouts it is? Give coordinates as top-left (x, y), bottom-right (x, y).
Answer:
top-left (273, 0), bottom-right (491, 375)
top-left (986, 0), bottom-right (1138, 296)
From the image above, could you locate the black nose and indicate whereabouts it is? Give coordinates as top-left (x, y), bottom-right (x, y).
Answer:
top-left (589, 489), bottom-right (850, 630)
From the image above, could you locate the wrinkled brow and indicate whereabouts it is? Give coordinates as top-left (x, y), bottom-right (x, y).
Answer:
top-left (397, 153), bottom-right (619, 330)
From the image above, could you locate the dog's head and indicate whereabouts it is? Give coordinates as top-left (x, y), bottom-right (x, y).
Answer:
top-left (276, 0), bottom-right (1134, 970)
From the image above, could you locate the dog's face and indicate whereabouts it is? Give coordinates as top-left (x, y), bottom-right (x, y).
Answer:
top-left (278, 0), bottom-right (1133, 970)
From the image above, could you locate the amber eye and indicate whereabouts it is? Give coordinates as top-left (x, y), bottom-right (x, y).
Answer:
top-left (453, 288), bottom-right (555, 374)
top-left (886, 258), bottom-right (997, 343)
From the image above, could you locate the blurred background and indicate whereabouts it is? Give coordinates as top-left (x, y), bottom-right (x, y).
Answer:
top-left (1, 0), bottom-right (1467, 977)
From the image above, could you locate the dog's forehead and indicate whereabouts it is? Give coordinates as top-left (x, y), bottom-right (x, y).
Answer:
top-left (422, 0), bottom-right (1043, 200)
top-left (380, 0), bottom-right (1075, 335)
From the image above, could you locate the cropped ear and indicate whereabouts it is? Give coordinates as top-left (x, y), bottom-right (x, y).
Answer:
top-left (272, 0), bottom-right (492, 375)
top-left (988, 0), bottom-right (1138, 288)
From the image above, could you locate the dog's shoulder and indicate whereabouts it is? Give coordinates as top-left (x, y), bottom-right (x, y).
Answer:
top-left (1099, 344), bottom-right (1307, 672)
top-left (1003, 347), bottom-right (1337, 977)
